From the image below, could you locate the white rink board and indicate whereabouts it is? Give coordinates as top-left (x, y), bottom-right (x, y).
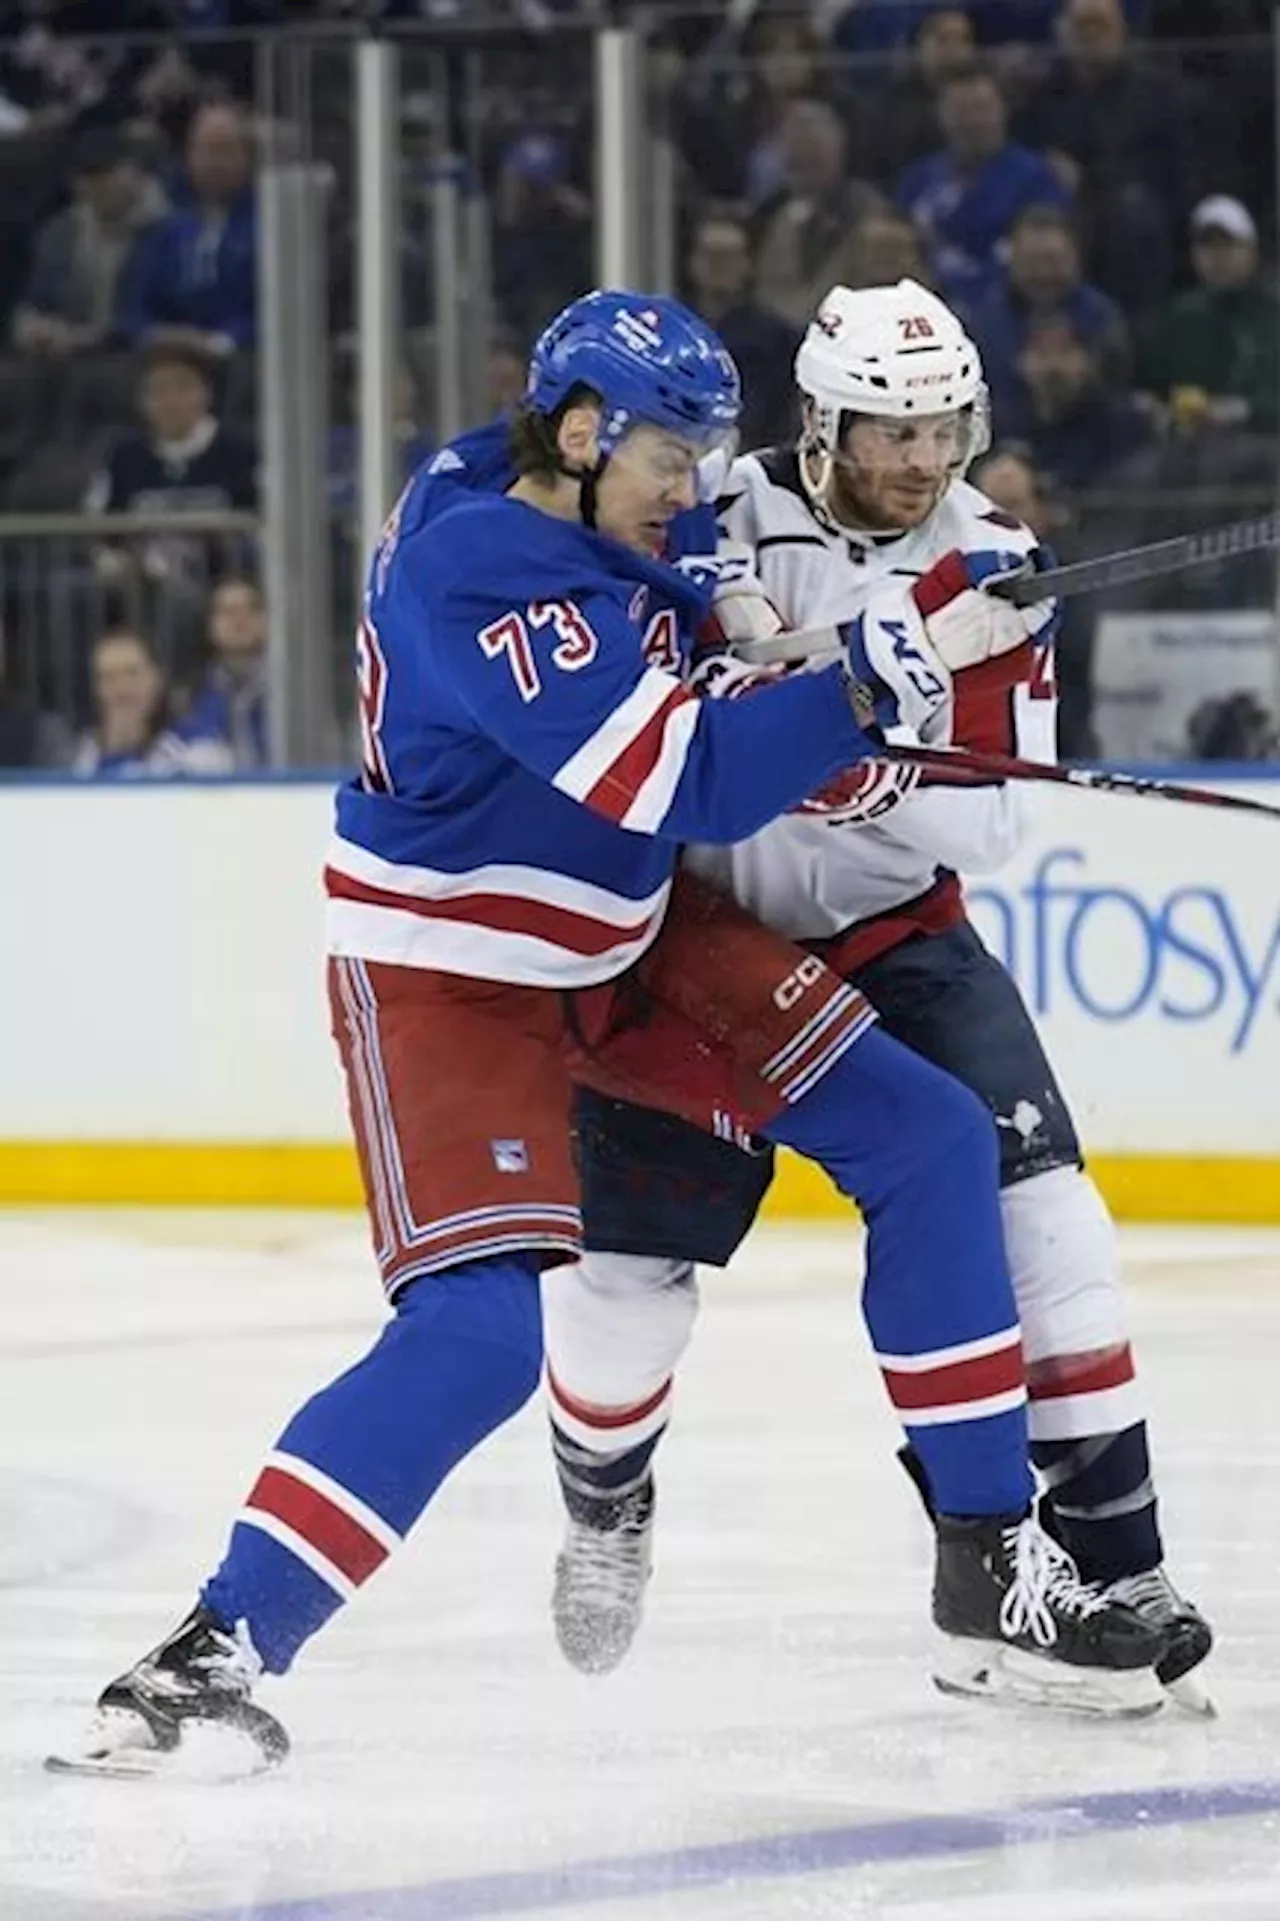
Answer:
top-left (962, 777), bottom-right (1280, 1154)
top-left (0, 775), bottom-right (1276, 1154)
top-left (0, 782), bottom-right (346, 1141)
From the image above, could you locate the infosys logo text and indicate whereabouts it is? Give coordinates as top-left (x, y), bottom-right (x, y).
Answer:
top-left (968, 848), bottom-right (1280, 1054)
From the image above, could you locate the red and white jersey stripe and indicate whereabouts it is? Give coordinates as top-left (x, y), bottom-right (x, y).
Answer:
top-left (238, 1450), bottom-right (401, 1602)
top-left (547, 1368), bottom-right (674, 1453)
top-left (1025, 1342), bottom-right (1140, 1442)
top-left (759, 982), bottom-right (877, 1105)
top-left (552, 667), bottom-right (701, 833)
top-left (877, 1325), bottom-right (1026, 1427)
top-left (326, 837), bottom-right (671, 988)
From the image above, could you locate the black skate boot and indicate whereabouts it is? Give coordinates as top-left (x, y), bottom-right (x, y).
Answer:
top-left (932, 1511), bottom-right (1169, 1719)
top-left (552, 1477), bottom-right (654, 1675)
top-left (1100, 1568), bottom-right (1215, 1717)
top-left (46, 1604), bottom-right (289, 1778)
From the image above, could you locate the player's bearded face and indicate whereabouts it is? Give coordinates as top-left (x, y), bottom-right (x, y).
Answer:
top-left (829, 412), bottom-right (963, 531)
top-left (594, 425), bottom-right (705, 554)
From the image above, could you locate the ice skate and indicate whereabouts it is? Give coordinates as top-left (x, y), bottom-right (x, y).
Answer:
top-left (1101, 1567), bottom-right (1215, 1717)
top-left (552, 1478), bottom-right (654, 1675)
top-left (46, 1604), bottom-right (288, 1779)
top-left (932, 1512), bottom-right (1168, 1719)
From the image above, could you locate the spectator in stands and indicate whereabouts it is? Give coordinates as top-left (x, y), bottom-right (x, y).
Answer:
top-left (116, 100), bottom-right (257, 360)
top-left (1005, 316), bottom-right (1151, 489)
top-left (1136, 196), bottom-right (1280, 436)
top-left (87, 341), bottom-right (257, 519)
top-left (180, 574), bottom-right (269, 769)
top-left (86, 341), bottom-right (257, 668)
top-left (753, 97), bottom-right (886, 327)
top-left (967, 204), bottom-right (1129, 420)
top-left (72, 626), bottom-right (233, 779)
top-left (491, 132), bottom-right (592, 344)
top-left (1186, 691), bottom-right (1278, 761)
top-left (898, 67), bottom-right (1067, 305)
top-left (971, 444), bottom-right (1062, 540)
top-left (328, 360), bottom-right (433, 513)
top-left (833, 0), bottom-right (1096, 55)
top-left (685, 208), bottom-right (799, 447)
top-left (861, 7), bottom-right (978, 182)
top-left (0, 621), bottom-right (70, 769)
top-left (1014, 0), bottom-right (1197, 312)
top-left (673, 14), bottom-right (843, 206)
top-left (845, 210), bottom-right (930, 288)
top-left (11, 129), bottom-right (167, 359)
top-left (486, 332), bottom-right (527, 419)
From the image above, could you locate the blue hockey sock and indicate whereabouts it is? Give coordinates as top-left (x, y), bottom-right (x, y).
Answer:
top-left (202, 1256), bottom-right (543, 1673)
top-left (1033, 1422), bottom-right (1163, 1585)
top-left (766, 1025), bottom-right (1033, 1519)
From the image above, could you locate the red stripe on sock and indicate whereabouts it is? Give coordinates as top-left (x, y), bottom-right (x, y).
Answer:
top-left (883, 1338), bottom-right (1024, 1414)
top-left (547, 1369), bottom-right (671, 1432)
top-left (245, 1465), bottom-right (391, 1586)
top-left (1027, 1343), bottom-right (1136, 1402)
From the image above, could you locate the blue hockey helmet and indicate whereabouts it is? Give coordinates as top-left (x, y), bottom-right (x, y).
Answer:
top-left (524, 290), bottom-right (742, 457)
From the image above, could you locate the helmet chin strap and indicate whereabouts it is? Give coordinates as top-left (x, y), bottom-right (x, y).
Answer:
top-left (800, 435), bottom-right (912, 541)
top-left (555, 452), bottom-right (609, 531)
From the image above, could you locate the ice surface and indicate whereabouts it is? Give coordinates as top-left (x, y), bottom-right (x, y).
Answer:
top-left (2, 1210), bottom-right (1279, 1921)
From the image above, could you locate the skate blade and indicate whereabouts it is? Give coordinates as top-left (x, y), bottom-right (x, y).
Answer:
top-left (1163, 1670), bottom-right (1217, 1720)
top-left (46, 1709), bottom-right (283, 1783)
top-left (46, 1749), bottom-right (171, 1780)
top-left (934, 1637), bottom-right (1165, 1721)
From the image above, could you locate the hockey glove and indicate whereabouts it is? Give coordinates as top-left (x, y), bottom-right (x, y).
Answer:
top-left (687, 651), bottom-right (792, 701)
top-left (790, 757), bottom-right (923, 826)
top-left (690, 539), bottom-right (788, 649)
top-left (838, 549), bottom-right (1060, 744)
top-left (838, 583), bottom-right (954, 744)
top-left (911, 546), bottom-right (1059, 671)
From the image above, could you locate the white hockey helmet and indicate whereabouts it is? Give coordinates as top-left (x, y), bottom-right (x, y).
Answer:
top-left (795, 279), bottom-right (990, 485)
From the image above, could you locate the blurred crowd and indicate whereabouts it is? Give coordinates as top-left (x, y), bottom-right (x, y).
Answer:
top-left (0, 0), bottom-right (1277, 772)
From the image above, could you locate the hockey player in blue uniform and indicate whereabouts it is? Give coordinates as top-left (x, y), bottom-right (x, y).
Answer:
top-left (50, 291), bottom-right (1163, 1777)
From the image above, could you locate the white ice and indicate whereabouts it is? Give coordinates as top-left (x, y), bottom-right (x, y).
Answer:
top-left (2, 1210), bottom-right (1279, 1921)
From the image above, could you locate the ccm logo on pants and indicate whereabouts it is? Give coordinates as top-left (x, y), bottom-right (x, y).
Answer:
top-left (774, 954), bottom-right (827, 1011)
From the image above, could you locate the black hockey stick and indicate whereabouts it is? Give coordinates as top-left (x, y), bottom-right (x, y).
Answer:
top-left (737, 508), bottom-right (1280, 670)
top-left (884, 742), bottom-right (1280, 820)
top-left (990, 508), bottom-right (1280, 607)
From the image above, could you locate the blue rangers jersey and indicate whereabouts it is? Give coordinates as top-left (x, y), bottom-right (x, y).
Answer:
top-left (325, 423), bottom-right (872, 989)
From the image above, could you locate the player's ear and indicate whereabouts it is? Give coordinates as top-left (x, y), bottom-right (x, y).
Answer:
top-left (557, 401), bottom-right (602, 472)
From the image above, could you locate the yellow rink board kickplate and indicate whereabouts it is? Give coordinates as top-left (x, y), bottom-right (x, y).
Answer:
top-left (0, 1142), bottom-right (1276, 1224)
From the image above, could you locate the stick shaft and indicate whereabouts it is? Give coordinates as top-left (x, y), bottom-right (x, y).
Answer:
top-left (735, 508), bottom-right (1280, 669)
top-left (992, 509), bottom-right (1280, 606)
top-left (886, 743), bottom-right (1280, 819)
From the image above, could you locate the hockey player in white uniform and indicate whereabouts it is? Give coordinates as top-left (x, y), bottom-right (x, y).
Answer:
top-left (546, 281), bottom-right (1212, 1717)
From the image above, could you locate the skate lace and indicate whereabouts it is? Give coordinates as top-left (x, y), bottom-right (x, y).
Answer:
top-left (562, 1522), bottom-right (648, 1610)
top-left (196, 1618), bottom-right (263, 1692)
top-left (1102, 1567), bottom-right (1181, 1625)
top-left (148, 1617), bottom-right (263, 1701)
top-left (998, 1519), bottom-right (1108, 1649)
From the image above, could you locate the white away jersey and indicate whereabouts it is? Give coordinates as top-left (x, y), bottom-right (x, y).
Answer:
top-left (685, 448), bottom-right (1058, 941)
